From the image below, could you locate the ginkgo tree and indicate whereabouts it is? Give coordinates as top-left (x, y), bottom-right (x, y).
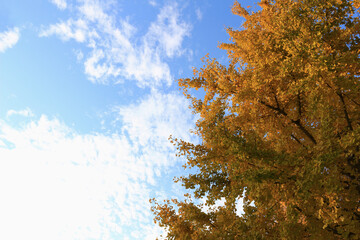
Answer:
top-left (151, 0), bottom-right (360, 239)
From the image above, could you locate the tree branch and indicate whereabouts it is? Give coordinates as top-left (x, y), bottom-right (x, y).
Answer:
top-left (258, 100), bottom-right (317, 144)
top-left (297, 92), bottom-right (302, 118)
top-left (337, 92), bottom-right (353, 131)
top-left (274, 92), bottom-right (280, 109)
top-left (290, 133), bottom-right (306, 148)
top-left (344, 93), bottom-right (360, 107)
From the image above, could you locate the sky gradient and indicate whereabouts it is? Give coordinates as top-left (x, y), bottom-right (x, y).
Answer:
top-left (0, 0), bottom-right (253, 239)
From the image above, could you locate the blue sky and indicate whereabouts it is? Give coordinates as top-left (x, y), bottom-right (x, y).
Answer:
top-left (0, 0), bottom-right (253, 239)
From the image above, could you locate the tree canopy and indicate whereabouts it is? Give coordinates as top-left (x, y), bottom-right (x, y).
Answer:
top-left (151, 0), bottom-right (360, 239)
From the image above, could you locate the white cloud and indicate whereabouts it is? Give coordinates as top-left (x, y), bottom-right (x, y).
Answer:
top-left (149, 0), bottom-right (157, 6)
top-left (200, 196), bottom-right (245, 217)
top-left (200, 197), bottom-right (226, 214)
top-left (6, 108), bottom-right (34, 118)
top-left (74, 49), bottom-right (84, 61)
top-left (112, 91), bottom-right (198, 184)
top-left (236, 197), bottom-right (245, 216)
top-left (39, 1), bottom-right (191, 88)
top-left (0, 116), bottom-right (150, 239)
top-left (50, 0), bottom-right (67, 10)
top-left (0, 28), bottom-right (20, 53)
top-left (196, 8), bottom-right (203, 20)
top-left (146, 3), bottom-right (191, 58)
top-left (115, 90), bottom-right (196, 148)
top-left (39, 19), bottom-right (89, 43)
top-left (0, 92), bottom-right (197, 239)
top-left (84, 49), bottom-right (114, 82)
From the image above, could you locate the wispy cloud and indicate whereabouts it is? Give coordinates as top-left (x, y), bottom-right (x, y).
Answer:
top-left (50, 0), bottom-right (67, 10)
top-left (0, 116), bottom-right (154, 239)
top-left (39, 19), bottom-right (89, 43)
top-left (6, 108), bottom-right (34, 118)
top-left (146, 3), bottom-right (191, 58)
top-left (0, 28), bottom-right (20, 53)
top-left (196, 8), bottom-right (203, 21)
top-left (0, 92), bottom-right (196, 239)
top-left (115, 91), bottom-right (196, 149)
top-left (149, 0), bottom-right (157, 7)
top-left (40, 0), bottom-right (191, 88)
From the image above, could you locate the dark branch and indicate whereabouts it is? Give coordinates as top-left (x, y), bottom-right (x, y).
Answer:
top-left (297, 92), bottom-right (302, 118)
top-left (258, 100), bottom-right (317, 144)
top-left (274, 92), bottom-right (280, 109)
top-left (345, 94), bottom-right (360, 107)
top-left (290, 134), bottom-right (306, 148)
top-left (337, 92), bottom-right (353, 131)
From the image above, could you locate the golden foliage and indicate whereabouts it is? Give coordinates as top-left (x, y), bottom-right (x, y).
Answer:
top-left (152, 0), bottom-right (360, 239)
